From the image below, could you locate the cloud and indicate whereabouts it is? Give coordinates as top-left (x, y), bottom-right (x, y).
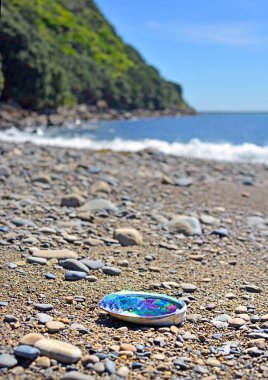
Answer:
top-left (146, 21), bottom-right (267, 47)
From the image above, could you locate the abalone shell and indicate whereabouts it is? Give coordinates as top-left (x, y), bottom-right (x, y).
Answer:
top-left (99, 291), bottom-right (186, 326)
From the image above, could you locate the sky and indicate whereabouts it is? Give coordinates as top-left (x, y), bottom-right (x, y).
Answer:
top-left (96, 0), bottom-right (268, 112)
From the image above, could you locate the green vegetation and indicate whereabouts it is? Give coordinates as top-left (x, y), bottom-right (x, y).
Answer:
top-left (0, 0), bottom-right (192, 111)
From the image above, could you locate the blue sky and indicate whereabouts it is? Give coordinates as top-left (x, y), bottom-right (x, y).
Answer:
top-left (96, 0), bottom-right (268, 111)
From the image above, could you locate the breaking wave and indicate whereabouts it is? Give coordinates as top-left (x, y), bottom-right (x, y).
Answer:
top-left (1, 127), bottom-right (268, 163)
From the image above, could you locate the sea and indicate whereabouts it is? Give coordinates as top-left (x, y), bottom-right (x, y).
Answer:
top-left (1, 112), bottom-right (268, 164)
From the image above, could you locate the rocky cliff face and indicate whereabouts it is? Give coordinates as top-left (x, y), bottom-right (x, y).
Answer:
top-left (0, 0), bottom-right (194, 112)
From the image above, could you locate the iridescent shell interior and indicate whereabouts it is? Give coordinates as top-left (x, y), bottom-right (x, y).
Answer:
top-left (99, 292), bottom-right (183, 318)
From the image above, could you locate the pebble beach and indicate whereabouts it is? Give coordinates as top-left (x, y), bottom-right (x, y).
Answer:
top-left (0, 141), bottom-right (268, 379)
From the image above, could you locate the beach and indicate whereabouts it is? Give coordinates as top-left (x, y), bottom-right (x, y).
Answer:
top-left (0, 141), bottom-right (268, 379)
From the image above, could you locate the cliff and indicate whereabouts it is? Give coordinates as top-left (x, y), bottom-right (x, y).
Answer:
top-left (0, 0), bottom-right (194, 113)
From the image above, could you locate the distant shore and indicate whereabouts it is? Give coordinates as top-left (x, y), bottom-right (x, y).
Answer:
top-left (0, 102), bottom-right (196, 130)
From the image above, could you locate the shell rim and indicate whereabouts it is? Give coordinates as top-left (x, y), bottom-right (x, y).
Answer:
top-left (99, 291), bottom-right (187, 320)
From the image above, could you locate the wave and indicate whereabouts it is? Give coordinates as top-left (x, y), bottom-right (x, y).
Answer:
top-left (0, 127), bottom-right (268, 163)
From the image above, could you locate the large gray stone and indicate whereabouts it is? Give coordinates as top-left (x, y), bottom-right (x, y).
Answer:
top-left (80, 199), bottom-right (117, 213)
top-left (61, 259), bottom-right (89, 273)
top-left (35, 339), bottom-right (81, 363)
top-left (114, 228), bottom-right (142, 246)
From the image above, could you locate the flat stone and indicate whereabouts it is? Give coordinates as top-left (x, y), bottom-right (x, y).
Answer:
top-left (182, 332), bottom-right (197, 340)
top-left (70, 323), bottom-right (88, 333)
top-left (61, 259), bottom-right (89, 273)
top-left (33, 249), bottom-right (78, 260)
top-left (38, 227), bottom-right (57, 234)
top-left (83, 238), bottom-right (104, 246)
top-left (80, 199), bottom-right (117, 213)
top-left (246, 216), bottom-right (264, 227)
top-left (200, 214), bottom-right (219, 225)
top-left (175, 177), bottom-right (193, 187)
top-left (61, 194), bottom-right (84, 207)
top-left (102, 266), bottom-right (121, 276)
top-left (12, 218), bottom-right (37, 228)
top-left (4, 314), bottom-right (17, 323)
top-left (45, 273), bottom-right (56, 280)
top-left (26, 256), bottom-right (47, 265)
top-left (46, 321), bottom-right (65, 333)
top-left (114, 228), bottom-right (143, 246)
top-left (34, 303), bottom-right (53, 311)
top-left (242, 284), bottom-right (262, 293)
top-left (14, 345), bottom-right (40, 360)
top-left (225, 292), bottom-right (237, 299)
top-left (211, 228), bottom-right (229, 237)
top-left (35, 339), bottom-right (82, 363)
top-left (181, 283), bottom-right (198, 293)
top-left (65, 271), bottom-right (87, 281)
top-left (206, 358), bottom-right (221, 367)
top-left (20, 333), bottom-right (45, 346)
top-left (0, 354), bottom-right (17, 368)
top-left (61, 372), bottom-right (95, 380)
top-left (86, 275), bottom-right (98, 282)
top-left (82, 354), bottom-right (100, 366)
top-left (32, 175), bottom-right (51, 184)
top-left (80, 259), bottom-right (105, 270)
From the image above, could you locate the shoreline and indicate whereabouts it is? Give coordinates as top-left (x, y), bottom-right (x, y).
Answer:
top-left (0, 102), bottom-right (196, 130)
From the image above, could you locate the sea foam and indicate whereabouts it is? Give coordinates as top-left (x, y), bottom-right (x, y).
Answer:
top-left (1, 127), bottom-right (268, 164)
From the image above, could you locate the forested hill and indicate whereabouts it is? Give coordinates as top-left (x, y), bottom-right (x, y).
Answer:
top-left (0, 0), bottom-right (194, 112)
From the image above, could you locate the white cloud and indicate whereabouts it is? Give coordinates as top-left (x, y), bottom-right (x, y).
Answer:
top-left (146, 21), bottom-right (267, 47)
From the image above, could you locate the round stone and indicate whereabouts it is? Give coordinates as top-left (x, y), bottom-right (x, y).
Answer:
top-left (46, 321), bottom-right (65, 333)
top-left (35, 356), bottom-right (51, 368)
top-left (229, 318), bottom-right (246, 328)
top-left (93, 362), bottom-right (105, 373)
top-left (120, 343), bottom-right (137, 352)
top-left (235, 305), bottom-right (247, 314)
top-left (20, 333), bottom-right (45, 346)
top-left (117, 366), bottom-right (129, 378)
top-left (36, 313), bottom-right (53, 324)
top-left (0, 353), bottom-right (18, 368)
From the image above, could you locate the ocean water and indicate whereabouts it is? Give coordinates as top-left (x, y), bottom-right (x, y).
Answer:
top-left (1, 112), bottom-right (268, 163)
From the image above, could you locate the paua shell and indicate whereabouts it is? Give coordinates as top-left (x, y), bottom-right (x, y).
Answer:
top-left (99, 291), bottom-right (187, 326)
